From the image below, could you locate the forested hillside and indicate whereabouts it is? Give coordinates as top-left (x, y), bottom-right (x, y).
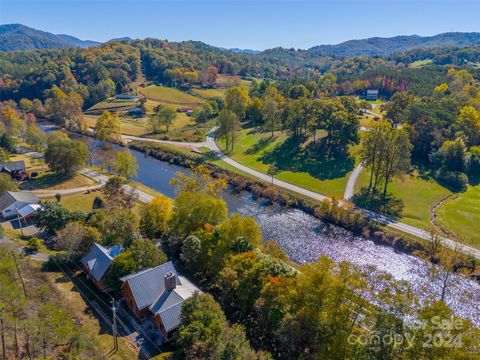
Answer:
top-left (308, 32), bottom-right (480, 56)
top-left (0, 24), bottom-right (99, 51)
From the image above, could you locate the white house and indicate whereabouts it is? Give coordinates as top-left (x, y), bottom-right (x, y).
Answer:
top-left (0, 191), bottom-right (40, 219)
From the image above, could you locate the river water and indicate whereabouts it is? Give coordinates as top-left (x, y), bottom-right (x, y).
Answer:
top-left (57, 128), bottom-right (480, 325)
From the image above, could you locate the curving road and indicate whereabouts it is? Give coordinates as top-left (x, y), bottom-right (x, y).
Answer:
top-left (344, 163), bottom-right (364, 200)
top-left (203, 129), bottom-right (480, 260)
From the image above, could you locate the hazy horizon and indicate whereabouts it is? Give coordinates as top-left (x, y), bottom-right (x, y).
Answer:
top-left (1, 0), bottom-right (480, 50)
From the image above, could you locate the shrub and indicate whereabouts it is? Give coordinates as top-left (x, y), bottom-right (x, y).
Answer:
top-left (436, 167), bottom-right (468, 192)
top-left (26, 237), bottom-right (41, 252)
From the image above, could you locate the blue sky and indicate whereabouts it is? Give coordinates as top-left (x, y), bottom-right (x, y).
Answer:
top-left (1, 0), bottom-right (479, 50)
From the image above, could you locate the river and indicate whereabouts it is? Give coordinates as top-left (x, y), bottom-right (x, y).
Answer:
top-left (53, 127), bottom-right (480, 325)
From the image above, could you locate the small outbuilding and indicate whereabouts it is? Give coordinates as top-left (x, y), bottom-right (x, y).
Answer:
top-left (0, 191), bottom-right (40, 219)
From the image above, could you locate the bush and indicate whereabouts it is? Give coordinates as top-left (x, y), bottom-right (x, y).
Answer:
top-left (26, 237), bottom-right (41, 252)
top-left (436, 167), bottom-right (468, 192)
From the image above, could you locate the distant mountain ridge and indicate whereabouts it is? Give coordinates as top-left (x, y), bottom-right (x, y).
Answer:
top-left (0, 24), bottom-right (100, 51)
top-left (2, 24), bottom-right (480, 58)
top-left (307, 32), bottom-right (480, 56)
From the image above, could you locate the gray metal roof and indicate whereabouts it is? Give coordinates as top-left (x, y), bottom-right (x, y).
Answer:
top-left (150, 275), bottom-right (201, 332)
top-left (0, 191), bottom-right (39, 210)
top-left (0, 161), bottom-right (25, 172)
top-left (120, 261), bottom-right (180, 311)
top-left (81, 243), bottom-right (122, 282)
top-left (159, 303), bottom-right (183, 333)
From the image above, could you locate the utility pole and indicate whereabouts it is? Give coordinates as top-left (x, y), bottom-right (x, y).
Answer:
top-left (111, 299), bottom-right (118, 351)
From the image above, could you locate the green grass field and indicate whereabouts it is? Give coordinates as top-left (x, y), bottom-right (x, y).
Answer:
top-left (217, 129), bottom-right (356, 198)
top-left (409, 59), bottom-right (433, 68)
top-left (138, 86), bottom-right (204, 106)
top-left (354, 169), bottom-right (452, 229)
top-left (216, 74), bottom-right (252, 89)
top-left (85, 98), bottom-right (138, 114)
top-left (435, 184), bottom-right (480, 248)
top-left (191, 88), bottom-right (226, 98)
top-left (84, 115), bottom-right (148, 136)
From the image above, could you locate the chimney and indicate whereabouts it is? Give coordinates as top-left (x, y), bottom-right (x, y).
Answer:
top-left (164, 272), bottom-right (176, 291)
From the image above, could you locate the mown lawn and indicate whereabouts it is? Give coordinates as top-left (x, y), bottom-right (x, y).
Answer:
top-left (436, 184), bottom-right (480, 248)
top-left (217, 129), bottom-right (356, 198)
top-left (138, 86), bottom-right (204, 106)
top-left (84, 115), bottom-right (148, 136)
top-left (86, 98), bottom-right (138, 113)
top-left (191, 88), bottom-right (226, 98)
top-left (43, 191), bottom-right (101, 212)
top-left (29, 172), bottom-right (96, 191)
top-left (216, 74), bottom-right (252, 88)
top-left (354, 168), bottom-right (452, 229)
top-left (409, 59), bottom-right (433, 68)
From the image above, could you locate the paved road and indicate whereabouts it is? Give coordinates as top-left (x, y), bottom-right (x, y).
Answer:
top-left (20, 138), bottom-right (480, 259)
top-left (20, 149), bottom-right (155, 205)
top-left (205, 129), bottom-right (480, 259)
top-left (344, 163), bottom-right (364, 199)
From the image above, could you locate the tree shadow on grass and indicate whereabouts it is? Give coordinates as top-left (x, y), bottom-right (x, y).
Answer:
top-left (259, 136), bottom-right (355, 181)
top-left (23, 172), bottom-right (75, 190)
top-left (352, 187), bottom-right (404, 219)
top-left (245, 135), bottom-right (277, 155)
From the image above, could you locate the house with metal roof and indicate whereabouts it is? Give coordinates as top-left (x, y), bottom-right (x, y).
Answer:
top-left (0, 161), bottom-right (27, 180)
top-left (365, 89), bottom-right (379, 101)
top-left (120, 261), bottom-right (200, 337)
top-left (0, 191), bottom-right (40, 219)
top-left (80, 243), bottom-right (123, 291)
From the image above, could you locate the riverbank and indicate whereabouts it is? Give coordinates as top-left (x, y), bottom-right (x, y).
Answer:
top-left (128, 140), bottom-right (479, 274)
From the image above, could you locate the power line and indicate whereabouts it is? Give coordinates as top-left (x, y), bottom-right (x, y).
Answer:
top-left (52, 256), bottom-right (164, 356)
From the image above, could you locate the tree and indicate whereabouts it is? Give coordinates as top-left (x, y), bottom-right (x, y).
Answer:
top-left (105, 237), bottom-right (166, 290)
top-left (247, 97), bottom-right (263, 125)
top-left (380, 127), bottom-right (412, 196)
top-left (33, 201), bottom-right (85, 234)
top-left (170, 166), bottom-right (228, 235)
top-left (434, 138), bottom-right (467, 173)
top-left (177, 294), bottom-right (226, 360)
top-left (218, 109), bottom-right (240, 151)
top-left (382, 91), bottom-right (415, 127)
top-left (0, 133), bottom-right (16, 153)
top-left (55, 222), bottom-right (101, 261)
top-left (140, 195), bottom-right (174, 238)
top-left (45, 139), bottom-right (88, 175)
top-left (317, 73), bottom-right (337, 96)
top-left (324, 110), bottom-right (359, 156)
top-left (88, 207), bottom-right (138, 246)
top-left (115, 150), bottom-right (138, 180)
top-left (0, 107), bottom-right (25, 137)
top-left (457, 105), bottom-right (480, 146)
top-left (361, 120), bottom-right (390, 191)
top-left (18, 98), bottom-right (33, 112)
top-left (225, 87), bottom-right (249, 119)
top-left (148, 105), bottom-right (176, 133)
top-left (262, 95), bottom-right (278, 137)
top-left (193, 103), bottom-right (215, 123)
top-left (94, 110), bottom-right (121, 143)
top-left (0, 173), bottom-right (17, 193)
top-left (361, 120), bottom-right (412, 196)
top-left (45, 86), bottom-right (85, 130)
top-left (24, 124), bottom-right (46, 151)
